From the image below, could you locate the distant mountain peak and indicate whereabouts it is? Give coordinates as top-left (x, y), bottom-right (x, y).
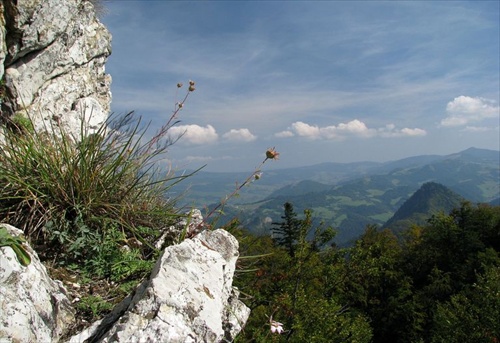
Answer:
top-left (383, 182), bottom-right (464, 232)
top-left (447, 147), bottom-right (499, 163)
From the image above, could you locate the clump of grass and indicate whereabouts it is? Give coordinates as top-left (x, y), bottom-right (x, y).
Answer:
top-left (0, 82), bottom-right (198, 326)
top-left (0, 82), bottom-right (196, 268)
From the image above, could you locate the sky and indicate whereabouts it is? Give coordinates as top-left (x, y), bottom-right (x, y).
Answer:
top-left (101, 1), bottom-right (500, 173)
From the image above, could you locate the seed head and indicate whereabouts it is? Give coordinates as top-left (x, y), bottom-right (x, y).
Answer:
top-left (265, 147), bottom-right (280, 160)
top-left (188, 80), bottom-right (196, 92)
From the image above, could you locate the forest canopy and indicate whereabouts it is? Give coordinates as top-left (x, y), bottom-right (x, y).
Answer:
top-left (233, 201), bottom-right (500, 343)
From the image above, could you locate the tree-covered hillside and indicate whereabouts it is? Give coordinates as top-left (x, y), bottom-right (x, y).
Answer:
top-left (382, 182), bottom-right (464, 233)
top-left (233, 202), bottom-right (500, 343)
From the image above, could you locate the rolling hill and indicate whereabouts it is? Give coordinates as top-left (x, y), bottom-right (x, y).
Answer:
top-left (200, 147), bottom-right (499, 245)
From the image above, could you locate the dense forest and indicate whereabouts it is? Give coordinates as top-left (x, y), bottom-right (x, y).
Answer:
top-left (232, 201), bottom-right (500, 342)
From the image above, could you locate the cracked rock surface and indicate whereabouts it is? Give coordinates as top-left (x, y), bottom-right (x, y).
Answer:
top-left (0, 224), bottom-right (75, 342)
top-left (73, 229), bottom-right (250, 343)
top-left (1, 0), bottom-right (111, 140)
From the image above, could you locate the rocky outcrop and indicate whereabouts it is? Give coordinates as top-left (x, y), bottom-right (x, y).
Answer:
top-left (0, 0), bottom-right (111, 139)
top-left (156, 209), bottom-right (206, 249)
top-left (0, 223), bottom-right (250, 342)
top-left (0, 224), bottom-right (75, 342)
top-left (69, 229), bottom-right (250, 343)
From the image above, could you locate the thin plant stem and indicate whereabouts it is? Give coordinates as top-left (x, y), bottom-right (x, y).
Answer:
top-left (202, 147), bottom-right (280, 229)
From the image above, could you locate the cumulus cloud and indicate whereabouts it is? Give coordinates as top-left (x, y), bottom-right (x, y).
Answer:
top-left (400, 128), bottom-right (427, 136)
top-left (169, 124), bottom-right (218, 145)
top-left (441, 96), bottom-right (499, 127)
top-left (222, 128), bottom-right (257, 142)
top-left (275, 130), bottom-right (295, 138)
top-left (277, 120), bottom-right (426, 140)
top-left (292, 121), bottom-right (322, 139)
top-left (290, 119), bottom-right (375, 139)
top-left (378, 124), bottom-right (427, 137)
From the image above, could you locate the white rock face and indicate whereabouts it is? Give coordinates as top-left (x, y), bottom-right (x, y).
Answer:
top-left (0, 224), bottom-right (75, 342)
top-left (74, 229), bottom-right (250, 343)
top-left (0, 224), bottom-right (250, 343)
top-left (0, 0), bottom-right (111, 140)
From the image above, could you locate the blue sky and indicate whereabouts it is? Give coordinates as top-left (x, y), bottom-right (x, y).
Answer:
top-left (101, 1), bottom-right (499, 172)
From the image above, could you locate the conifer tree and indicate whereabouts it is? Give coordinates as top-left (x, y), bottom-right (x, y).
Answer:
top-left (271, 202), bottom-right (301, 257)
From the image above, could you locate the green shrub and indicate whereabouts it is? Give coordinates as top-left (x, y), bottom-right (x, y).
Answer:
top-left (76, 295), bottom-right (115, 321)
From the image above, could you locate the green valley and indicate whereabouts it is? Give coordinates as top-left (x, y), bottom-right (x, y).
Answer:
top-left (179, 147), bottom-right (499, 245)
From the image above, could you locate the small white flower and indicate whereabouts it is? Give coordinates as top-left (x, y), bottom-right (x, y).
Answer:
top-left (270, 320), bottom-right (284, 334)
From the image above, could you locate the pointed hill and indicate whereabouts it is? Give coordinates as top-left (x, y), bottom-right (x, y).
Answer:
top-left (382, 182), bottom-right (464, 233)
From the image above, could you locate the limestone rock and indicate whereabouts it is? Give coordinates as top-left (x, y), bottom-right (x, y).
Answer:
top-left (0, 224), bottom-right (75, 342)
top-left (0, 0), bottom-right (111, 140)
top-left (155, 209), bottom-right (206, 249)
top-left (74, 229), bottom-right (250, 343)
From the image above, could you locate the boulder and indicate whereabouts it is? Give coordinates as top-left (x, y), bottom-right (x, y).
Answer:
top-left (0, 224), bottom-right (75, 342)
top-left (70, 229), bottom-right (250, 343)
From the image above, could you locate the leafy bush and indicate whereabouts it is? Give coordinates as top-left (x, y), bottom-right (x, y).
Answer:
top-left (76, 295), bottom-right (115, 321)
top-left (431, 263), bottom-right (500, 343)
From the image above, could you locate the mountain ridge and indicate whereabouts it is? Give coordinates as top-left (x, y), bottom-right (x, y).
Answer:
top-left (176, 147), bottom-right (498, 206)
top-left (203, 147), bottom-right (499, 245)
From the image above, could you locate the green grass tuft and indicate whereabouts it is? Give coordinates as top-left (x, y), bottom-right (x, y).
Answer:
top-left (0, 109), bottom-right (198, 297)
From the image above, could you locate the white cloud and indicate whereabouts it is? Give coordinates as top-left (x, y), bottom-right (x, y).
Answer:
top-left (400, 128), bottom-right (427, 136)
top-left (441, 96), bottom-right (499, 127)
top-left (222, 128), bottom-right (257, 142)
top-left (281, 120), bottom-right (426, 139)
top-left (289, 119), bottom-right (375, 140)
top-left (462, 126), bottom-right (499, 132)
top-left (378, 124), bottom-right (427, 137)
top-left (169, 124), bottom-right (218, 145)
top-left (337, 119), bottom-right (375, 136)
top-left (292, 121), bottom-right (322, 139)
top-left (275, 130), bottom-right (294, 138)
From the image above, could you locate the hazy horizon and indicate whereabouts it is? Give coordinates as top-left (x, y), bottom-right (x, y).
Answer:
top-left (177, 146), bottom-right (498, 174)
